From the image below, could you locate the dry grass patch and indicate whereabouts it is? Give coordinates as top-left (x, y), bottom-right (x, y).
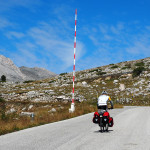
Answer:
top-left (0, 101), bottom-right (97, 135)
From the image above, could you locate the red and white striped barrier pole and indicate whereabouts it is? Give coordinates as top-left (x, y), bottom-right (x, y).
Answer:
top-left (69, 9), bottom-right (77, 113)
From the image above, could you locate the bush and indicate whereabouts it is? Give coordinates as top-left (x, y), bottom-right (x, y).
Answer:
top-left (96, 71), bottom-right (106, 75)
top-left (132, 67), bottom-right (145, 77)
top-left (1, 75), bottom-right (6, 82)
top-left (89, 69), bottom-right (99, 73)
top-left (23, 80), bottom-right (34, 83)
top-left (0, 97), bottom-right (6, 121)
top-left (121, 64), bottom-right (131, 70)
top-left (110, 65), bottom-right (119, 69)
top-left (0, 97), bottom-right (5, 103)
top-left (60, 72), bottom-right (67, 76)
top-left (49, 80), bottom-right (55, 83)
top-left (135, 62), bottom-right (145, 67)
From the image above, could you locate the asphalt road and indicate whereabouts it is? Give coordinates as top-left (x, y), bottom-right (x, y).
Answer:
top-left (0, 106), bottom-right (150, 150)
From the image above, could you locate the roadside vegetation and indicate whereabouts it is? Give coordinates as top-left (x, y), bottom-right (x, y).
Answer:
top-left (0, 101), bottom-right (96, 135)
top-left (0, 98), bottom-right (124, 135)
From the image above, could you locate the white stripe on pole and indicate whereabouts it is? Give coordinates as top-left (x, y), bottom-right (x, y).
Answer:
top-left (69, 9), bottom-right (77, 113)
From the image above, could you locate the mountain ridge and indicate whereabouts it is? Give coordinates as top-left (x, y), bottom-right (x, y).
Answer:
top-left (0, 55), bottom-right (56, 82)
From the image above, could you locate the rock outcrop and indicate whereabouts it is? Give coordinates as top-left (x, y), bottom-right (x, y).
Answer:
top-left (0, 55), bottom-right (26, 81)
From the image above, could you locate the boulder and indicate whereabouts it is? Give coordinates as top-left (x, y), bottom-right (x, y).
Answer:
top-left (27, 91), bottom-right (39, 98)
top-left (82, 81), bottom-right (87, 86)
top-left (77, 82), bottom-right (82, 86)
top-left (20, 112), bottom-right (34, 117)
top-left (119, 84), bottom-right (125, 91)
top-left (113, 80), bottom-right (118, 84)
top-left (6, 108), bottom-right (16, 114)
top-left (102, 81), bottom-right (106, 85)
top-left (28, 105), bottom-right (33, 110)
top-left (49, 108), bottom-right (56, 113)
top-left (94, 78), bottom-right (102, 83)
top-left (105, 76), bottom-right (111, 80)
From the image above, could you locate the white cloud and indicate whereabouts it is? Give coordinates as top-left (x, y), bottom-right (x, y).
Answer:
top-left (5, 31), bottom-right (25, 39)
top-left (111, 22), bottom-right (124, 34)
top-left (28, 24), bottom-right (85, 70)
top-left (0, 0), bottom-right (41, 12)
top-left (99, 24), bottom-right (108, 34)
top-left (126, 39), bottom-right (150, 56)
top-left (0, 17), bottom-right (13, 29)
top-left (7, 17), bottom-right (85, 73)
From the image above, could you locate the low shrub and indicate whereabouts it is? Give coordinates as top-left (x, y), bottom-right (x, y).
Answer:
top-left (60, 72), bottom-right (67, 76)
top-left (0, 97), bottom-right (6, 121)
top-left (110, 65), bottom-right (119, 69)
top-left (23, 80), bottom-right (34, 83)
top-left (121, 64), bottom-right (131, 70)
top-left (135, 62), bottom-right (145, 67)
top-left (49, 80), bottom-right (55, 83)
top-left (96, 71), bottom-right (106, 75)
top-left (132, 67), bottom-right (145, 77)
top-left (89, 69), bottom-right (99, 73)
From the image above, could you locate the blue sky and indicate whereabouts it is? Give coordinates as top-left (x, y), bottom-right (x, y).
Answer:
top-left (0, 0), bottom-right (150, 74)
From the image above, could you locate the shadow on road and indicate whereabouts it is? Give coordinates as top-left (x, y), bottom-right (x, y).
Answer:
top-left (94, 130), bottom-right (113, 133)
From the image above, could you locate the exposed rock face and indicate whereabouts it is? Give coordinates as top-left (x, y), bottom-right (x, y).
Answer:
top-left (20, 66), bottom-right (56, 81)
top-left (0, 55), bottom-right (26, 81)
top-left (0, 55), bottom-right (56, 82)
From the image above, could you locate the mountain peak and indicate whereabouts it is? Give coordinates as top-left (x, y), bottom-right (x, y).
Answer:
top-left (0, 55), bottom-right (56, 82)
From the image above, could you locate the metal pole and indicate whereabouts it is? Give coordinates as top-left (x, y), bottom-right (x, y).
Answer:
top-left (69, 9), bottom-right (77, 113)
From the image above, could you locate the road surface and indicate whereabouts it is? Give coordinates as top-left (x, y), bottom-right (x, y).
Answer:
top-left (0, 106), bottom-right (150, 150)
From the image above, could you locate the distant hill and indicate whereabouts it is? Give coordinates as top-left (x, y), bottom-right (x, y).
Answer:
top-left (0, 55), bottom-right (56, 82)
top-left (19, 66), bottom-right (56, 81)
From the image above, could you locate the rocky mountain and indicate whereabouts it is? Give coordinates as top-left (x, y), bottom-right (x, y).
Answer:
top-left (1, 57), bottom-right (150, 107)
top-left (0, 55), bottom-right (26, 81)
top-left (0, 55), bottom-right (56, 82)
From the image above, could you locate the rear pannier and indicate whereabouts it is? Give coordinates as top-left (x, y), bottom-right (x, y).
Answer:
top-left (93, 112), bottom-right (100, 124)
top-left (109, 117), bottom-right (114, 127)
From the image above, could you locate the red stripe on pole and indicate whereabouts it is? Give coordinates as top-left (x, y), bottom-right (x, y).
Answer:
top-left (72, 99), bottom-right (74, 103)
top-left (71, 9), bottom-right (77, 106)
top-left (73, 76), bottom-right (75, 82)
